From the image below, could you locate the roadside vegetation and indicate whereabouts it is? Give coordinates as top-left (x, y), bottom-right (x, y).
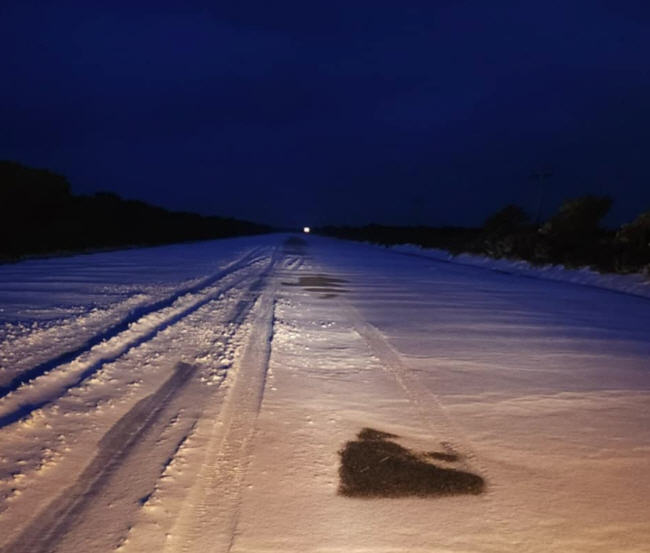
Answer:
top-left (0, 161), bottom-right (271, 261)
top-left (319, 196), bottom-right (650, 276)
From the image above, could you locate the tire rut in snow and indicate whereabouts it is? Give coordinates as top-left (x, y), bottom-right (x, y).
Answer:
top-left (0, 250), bottom-right (269, 429)
top-left (163, 283), bottom-right (278, 553)
top-left (0, 361), bottom-right (198, 553)
top-left (348, 304), bottom-right (489, 489)
top-left (8, 251), bottom-right (282, 553)
top-left (0, 247), bottom-right (263, 400)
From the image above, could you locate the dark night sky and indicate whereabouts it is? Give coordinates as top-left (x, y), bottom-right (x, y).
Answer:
top-left (2, 1), bottom-right (650, 228)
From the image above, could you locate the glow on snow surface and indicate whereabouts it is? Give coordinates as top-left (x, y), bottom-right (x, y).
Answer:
top-left (0, 234), bottom-right (649, 552)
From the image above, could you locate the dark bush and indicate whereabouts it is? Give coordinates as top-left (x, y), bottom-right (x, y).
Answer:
top-left (481, 205), bottom-right (534, 259)
top-left (541, 195), bottom-right (611, 236)
top-left (614, 210), bottom-right (650, 273)
top-left (538, 195), bottom-right (613, 267)
top-left (483, 204), bottom-right (530, 237)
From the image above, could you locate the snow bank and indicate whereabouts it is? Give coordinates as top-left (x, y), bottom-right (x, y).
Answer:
top-left (390, 244), bottom-right (650, 299)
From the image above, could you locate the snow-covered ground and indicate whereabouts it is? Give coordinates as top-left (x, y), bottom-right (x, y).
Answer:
top-left (390, 243), bottom-right (650, 299)
top-left (0, 234), bottom-right (649, 552)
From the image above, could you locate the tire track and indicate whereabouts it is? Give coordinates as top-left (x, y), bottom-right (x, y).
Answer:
top-left (0, 248), bottom-right (270, 428)
top-left (162, 276), bottom-right (278, 553)
top-left (0, 361), bottom-right (198, 553)
top-left (348, 306), bottom-right (491, 484)
top-left (0, 247), bottom-right (264, 399)
top-left (0, 247), bottom-right (283, 553)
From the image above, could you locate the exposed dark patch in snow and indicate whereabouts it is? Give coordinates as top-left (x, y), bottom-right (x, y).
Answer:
top-left (281, 273), bottom-right (349, 298)
top-left (338, 428), bottom-right (484, 498)
top-left (282, 236), bottom-right (309, 256)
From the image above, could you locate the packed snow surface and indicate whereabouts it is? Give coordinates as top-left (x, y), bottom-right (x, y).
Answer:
top-left (0, 234), bottom-right (649, 552)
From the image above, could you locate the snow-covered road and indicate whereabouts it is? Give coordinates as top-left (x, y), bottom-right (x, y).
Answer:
top-left (1, 234), bottom-right (649, 552)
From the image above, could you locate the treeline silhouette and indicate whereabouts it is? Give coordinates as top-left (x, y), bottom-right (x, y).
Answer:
top-left (318, 196), bottom-right (650, 276)
top-left (1, 161), bottom-right (271, 260)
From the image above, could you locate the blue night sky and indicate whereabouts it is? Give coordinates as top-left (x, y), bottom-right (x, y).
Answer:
top-left (2, 1), bottom-right (650, 228)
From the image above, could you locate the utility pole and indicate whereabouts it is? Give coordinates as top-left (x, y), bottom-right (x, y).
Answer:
top-left (530, 169), bottom-right (552, 226)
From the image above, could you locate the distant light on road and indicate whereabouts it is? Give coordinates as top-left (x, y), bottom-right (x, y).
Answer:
top-left (303, 226), bottom-right (311, 234)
